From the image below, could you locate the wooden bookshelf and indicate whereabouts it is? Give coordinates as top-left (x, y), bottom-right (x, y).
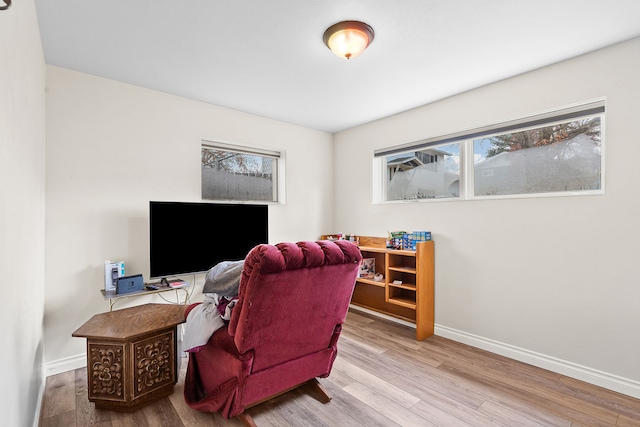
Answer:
top-left (322, 235), bottom-right (434, 340)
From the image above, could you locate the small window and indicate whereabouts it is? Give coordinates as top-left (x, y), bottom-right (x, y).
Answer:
top-left (375, 100), bottom-right (604, 202)
top-left (201, 141), bottom-right (281, 202)
top-left (385, 143), bottom-right (460, 201)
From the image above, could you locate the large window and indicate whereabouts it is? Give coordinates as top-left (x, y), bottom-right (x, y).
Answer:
top-left (376, 100), bottom-right (604, 202)
top-left (201, 141), bottom-right (283, 203)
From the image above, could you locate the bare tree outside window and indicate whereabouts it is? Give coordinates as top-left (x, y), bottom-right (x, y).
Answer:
top-left (201, 145), bottom-right (278, 202)
top-left (484, 118), bottom-right (600, 157)
top-left (474, 117), bottom-right (601, 196)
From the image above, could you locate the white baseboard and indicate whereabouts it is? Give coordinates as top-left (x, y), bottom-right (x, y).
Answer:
top-left (45, 353), bottom-right (86, 376)
top-left (46, 314), bottom-right (640, 400)
top-left (435, 324), bottom-right (640, 399)
top-left (348, 306), bottom-right (640, 399)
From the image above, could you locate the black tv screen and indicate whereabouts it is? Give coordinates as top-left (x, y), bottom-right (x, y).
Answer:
top-left (149, 201), bottom-right (268, 279)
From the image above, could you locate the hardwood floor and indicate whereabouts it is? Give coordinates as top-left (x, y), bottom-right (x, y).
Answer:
top-left (40, 309), bottom-right (640, 426)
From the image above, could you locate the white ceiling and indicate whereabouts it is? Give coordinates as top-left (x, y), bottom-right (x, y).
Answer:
top-left (34, 0), bottom-right (640, 134)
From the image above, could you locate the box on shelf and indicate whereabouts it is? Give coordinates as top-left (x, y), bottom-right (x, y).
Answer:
top-left (104, 260), bottom-right (125, 291)
top-left (388, 231), bottom-right (432, 251)
top-left (408, 231), bottom-right (432, 250)
top-left (387, 231), bottom-right (406, 250)
top-left (358, 258), bottom-right (375, 279)
top-left (323, 234), bottom-right (360, 245)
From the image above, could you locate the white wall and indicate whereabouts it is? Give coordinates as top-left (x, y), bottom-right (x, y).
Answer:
top-left (0, 1), bottom-right (46, 425)
top-left (333, 37), bottom-right (640, 397)
top-left (44, 66), bottom-right (334, 369)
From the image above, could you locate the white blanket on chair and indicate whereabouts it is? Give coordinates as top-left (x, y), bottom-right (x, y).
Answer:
top-left (182, 293), bottom-right (237, 352)
top-left (182, 260), bottom-right (242, 352)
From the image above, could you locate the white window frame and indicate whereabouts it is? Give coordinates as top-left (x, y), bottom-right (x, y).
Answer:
top-left (374, 99), bottom-right (605, 204)
top-left (201, 139), bottom-right (286, 204)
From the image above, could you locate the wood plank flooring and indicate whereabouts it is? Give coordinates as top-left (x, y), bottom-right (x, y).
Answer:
top-left (40, 309), bottom-right (640, 426)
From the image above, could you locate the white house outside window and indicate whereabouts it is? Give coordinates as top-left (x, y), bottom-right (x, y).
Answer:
top-left (386, 143), bottom-right (460, 200)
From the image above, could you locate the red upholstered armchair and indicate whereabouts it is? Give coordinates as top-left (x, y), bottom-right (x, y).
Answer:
top-left (183, 240), bottom-right (362, 425)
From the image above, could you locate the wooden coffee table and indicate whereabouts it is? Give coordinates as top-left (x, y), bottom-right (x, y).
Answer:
top-left (72, 303), bottom-right (186, 412)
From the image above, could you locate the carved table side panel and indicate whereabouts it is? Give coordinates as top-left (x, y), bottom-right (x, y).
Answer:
top-left (87, 342), bottom-right (126, 402)
top-left (132, 329), bottom-right (175, 401)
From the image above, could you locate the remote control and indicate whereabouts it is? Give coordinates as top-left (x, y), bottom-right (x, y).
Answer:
top-left (146, 285), bottom-right (159, 290)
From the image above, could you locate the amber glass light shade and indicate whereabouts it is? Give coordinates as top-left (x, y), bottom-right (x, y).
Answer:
top-left (323, 21), bottom-right (374, 59)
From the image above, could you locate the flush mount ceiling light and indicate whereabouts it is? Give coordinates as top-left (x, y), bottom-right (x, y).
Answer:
top-left (323, 20), bottom-right (375, 60)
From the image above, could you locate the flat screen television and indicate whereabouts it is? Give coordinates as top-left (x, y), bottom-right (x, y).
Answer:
top-left (149, 201), bottom-right (268, 279)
